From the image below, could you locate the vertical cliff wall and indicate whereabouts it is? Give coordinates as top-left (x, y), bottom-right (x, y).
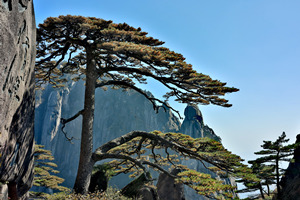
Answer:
top-left (0, 0), bottom-right (36, 199)
top-left (35, 81), bottom-right (181, 188)
top-left (35, 82), bottom-right (236, 199)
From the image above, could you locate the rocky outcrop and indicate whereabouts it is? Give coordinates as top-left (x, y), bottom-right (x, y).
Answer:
top-left (179, 105), bottom-right (237, 200)
top-left (279, 134), bottom-right (300, 200)
top-left (34, 81), bottom-right (181, 189)
top-left (0, 0), bottom-right (36, 199)
top-left (137, 185), bottom-right (160, 200)
top-left (180, 104), bottom-right (221, 142)
top-left (157, 168), bottom-right (185, 200)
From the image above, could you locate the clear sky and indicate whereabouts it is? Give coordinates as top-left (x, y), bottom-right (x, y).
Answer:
top-left (34, 0), bottom-right (300, 163)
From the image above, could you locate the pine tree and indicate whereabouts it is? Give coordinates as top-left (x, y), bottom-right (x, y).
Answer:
top-left (238, 132), bottom-right (295, 198)
top-left (237, 162), bottom-right (274, 199)
top-left (33, 144), bottom-right (69, 195)
top-left (92, 131), bottom-right (253, 199)
top-left (36, 15), bottom-right (239, 194)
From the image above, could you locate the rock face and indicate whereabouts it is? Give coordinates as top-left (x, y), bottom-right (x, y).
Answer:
top-left (280, 134), bottom-right (300, 199)
top-left (35, 83), bottom-right (237, 199)
top-left (179, 105), bottom-right (237, 200)
top-left (0, 0), bottom-right (36, 199)
top-left (34, 81), bottom-right (181, 189)
top-left (157, 168), bottom-right (185, 200)
top-left (180, 104), bottom-right (221, 142)
top-left (137, 186), bottom-right (160, 200)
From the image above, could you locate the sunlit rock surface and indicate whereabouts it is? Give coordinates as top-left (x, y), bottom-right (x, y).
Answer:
top-left (0, 0), bottom-right (36, 199)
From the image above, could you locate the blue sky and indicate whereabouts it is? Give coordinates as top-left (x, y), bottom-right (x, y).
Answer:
top-left (34, 0), bottom-right (300, 163)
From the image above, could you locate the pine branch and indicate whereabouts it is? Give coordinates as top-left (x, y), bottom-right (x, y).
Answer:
top-left (60, 109), bottom-right (84, 142)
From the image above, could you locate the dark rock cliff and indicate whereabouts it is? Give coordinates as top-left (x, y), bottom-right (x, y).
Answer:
top-left (279, 134), bottom-right (300, 199)
top-left (0, 0), bottom-right (36, 199)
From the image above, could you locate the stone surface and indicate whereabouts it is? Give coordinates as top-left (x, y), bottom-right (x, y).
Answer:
top-left (0, 0), bottom-right (36, 199)
top-left (179, 104), bottom-right (237, 200)
top-left (0, 184), bottom-right (8, 200)
top-left (180, 104), bottom-right (221, 142)
top-left (34, 84), bottom-right (237, 199)
top-left (137, 185), bottom-right (160, 200)
top-left (157, 168), bottom-right (185, 200)
top-left (280, 134), bottom-right (300, 200)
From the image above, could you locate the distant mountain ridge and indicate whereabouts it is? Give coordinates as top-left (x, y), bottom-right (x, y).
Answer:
top-left (34, 80), bottom-right (236, 199)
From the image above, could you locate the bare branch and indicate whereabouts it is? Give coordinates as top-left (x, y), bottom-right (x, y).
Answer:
top-left (60, 109), bottom-right (84, 142)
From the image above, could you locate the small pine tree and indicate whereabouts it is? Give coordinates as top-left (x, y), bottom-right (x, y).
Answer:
top-left (33, 144), bottom-right (69, 196)
top-left (238, 132), bottom-right (296, 199)
top-left (237, 162), bottom-right (274, 199)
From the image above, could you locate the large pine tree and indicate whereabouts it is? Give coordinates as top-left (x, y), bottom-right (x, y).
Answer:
top-left (36, 15), bottom-right (239, 194)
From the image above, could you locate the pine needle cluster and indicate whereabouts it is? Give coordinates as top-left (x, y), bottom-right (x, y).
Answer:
top-left (33, 144), bottom-right (69, 194)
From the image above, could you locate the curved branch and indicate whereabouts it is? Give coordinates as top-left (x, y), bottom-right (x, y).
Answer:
top-left (92, 152), bottom-right (178, 180)
top-left (92, 131), bottom-right (234, 173)
top-left (92, 153), bottom-right (146, 173)
top-left (60, 109), bottom-right (84, 142)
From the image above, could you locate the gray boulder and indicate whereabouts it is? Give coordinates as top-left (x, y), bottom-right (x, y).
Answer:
top-left (157, 168), bottom-right (185, 200)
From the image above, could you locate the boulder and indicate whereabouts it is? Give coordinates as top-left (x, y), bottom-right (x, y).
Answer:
top-left (157, 168), bottom-right (185, 200)
top-left (137, 185), bottom-right (159, 200)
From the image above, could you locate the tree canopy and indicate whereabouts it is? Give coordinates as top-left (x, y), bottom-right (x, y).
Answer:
top-left (36, 15), bottom-right (238, 108)
top-left (92, 131), bottom-right (251, 199)
top-left (35, 15), bottom-right (239, 194)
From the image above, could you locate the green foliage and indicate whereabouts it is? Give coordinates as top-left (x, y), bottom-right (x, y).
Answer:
top-left (33, 144), bottom-right (69, 194)
top-left (95, 131), bottom-right (252, 199)
top-left (35, 14), bottom-right (239, 194)
top-left (92, 163), bottom-right (116, 179)
top-left (36, 15), bottom-right (238, 107)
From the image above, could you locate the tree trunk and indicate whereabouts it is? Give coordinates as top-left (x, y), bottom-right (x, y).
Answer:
top-left (275, 157), bottom-right (281, 197)
top-left (258, 183), bottom-right (265, 199)
top-left (8, 182), bottom-right (18, 200)
top-left (73, 48), bottom-right (97, 194)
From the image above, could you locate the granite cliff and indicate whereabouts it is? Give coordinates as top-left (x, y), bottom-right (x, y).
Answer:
top-left (180, 104), bottom-right (237, 200)
top-left (35, 81), bottom-right (180, 189)
top-left (0, 1), bottom-right (36, 199)
top-left (35, 81), bottom-right (236, 199)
